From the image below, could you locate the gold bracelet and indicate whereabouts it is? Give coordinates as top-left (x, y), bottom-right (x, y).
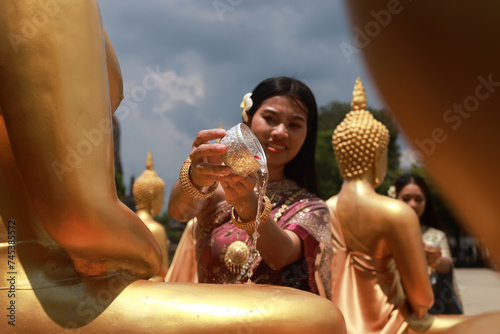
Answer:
top-left (231, 196), bottom-right (271, 231)
top-left (179, 157), bottom-right (218, 199)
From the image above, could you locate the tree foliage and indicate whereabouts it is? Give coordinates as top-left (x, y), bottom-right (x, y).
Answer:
top-left (115, 171), bottom-right (126, 202)
top-left (315, 101), bottom-right (401, 199)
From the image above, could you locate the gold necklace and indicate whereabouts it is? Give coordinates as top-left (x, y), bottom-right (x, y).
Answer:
top-left (224, 180), bottom-right (284, 275)
top-left (274, 188), bottom-right (306, 221)
top-left (269, 179), bottom-right (283, 202)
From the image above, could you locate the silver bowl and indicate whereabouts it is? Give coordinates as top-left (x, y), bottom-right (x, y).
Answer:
top-left (220, 123), bottom-right (267, 177)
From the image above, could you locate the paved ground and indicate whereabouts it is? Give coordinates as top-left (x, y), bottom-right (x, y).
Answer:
top-left (455, 268), bottom-right (500, 315)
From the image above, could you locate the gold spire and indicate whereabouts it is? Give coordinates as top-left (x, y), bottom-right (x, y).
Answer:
top-left (350, 77), bottom-right (367, 111)
top-left (146, 151), bottom-right (154, 170)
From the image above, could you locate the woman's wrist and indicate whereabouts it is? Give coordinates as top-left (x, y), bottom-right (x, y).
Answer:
top-left (179, 157), bottom-right (218, 199)
top-left (232, 196), bottom-right (272, 231)
top-left (232, 196), bottom-right (259, 222)
top-left (228, 191), bottom-right (258, 222)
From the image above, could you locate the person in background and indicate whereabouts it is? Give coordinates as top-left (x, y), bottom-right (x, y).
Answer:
top-left (391, 173), bottom-right (464, 315)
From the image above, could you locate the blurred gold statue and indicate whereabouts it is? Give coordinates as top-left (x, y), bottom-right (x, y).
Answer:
top-left (133, 152), bottom-right (170, 280)
top-left (344, 2), bottom-right (500, 332)
top-left (328, 78), bottom-right (465, 333)
top-left (0, 1), bottom-right (344, 332)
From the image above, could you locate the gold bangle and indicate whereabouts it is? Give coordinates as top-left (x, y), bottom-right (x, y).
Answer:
top-left (231, 196), bottom-right (271, 231)
top-left (179, 157), bottom-right (218, 199)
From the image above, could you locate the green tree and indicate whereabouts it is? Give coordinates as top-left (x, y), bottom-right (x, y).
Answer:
top-left (315, 101), bottom-right (401, 199)
top-left (115, 171), bottom-right (126, 202)
top-left (316, 129), bottom-right (342, 198)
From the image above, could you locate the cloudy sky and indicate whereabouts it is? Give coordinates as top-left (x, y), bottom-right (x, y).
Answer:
top-left (97, 0), bottom-right (407, 207)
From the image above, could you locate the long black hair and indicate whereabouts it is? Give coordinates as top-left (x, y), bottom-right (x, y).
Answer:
top-left (393, 173), bottom-right (444, 230)
top-left (246, 77), bottom-right (320, 196)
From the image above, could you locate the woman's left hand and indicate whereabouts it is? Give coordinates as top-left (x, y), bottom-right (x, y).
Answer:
top-left (219, 173), bottom-right (258, 222)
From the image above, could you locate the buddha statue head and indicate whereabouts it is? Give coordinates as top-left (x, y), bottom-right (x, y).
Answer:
top-left (133, 152), bottom-right (165, 215)
top-left (332, 77), bottom-right (390, 186)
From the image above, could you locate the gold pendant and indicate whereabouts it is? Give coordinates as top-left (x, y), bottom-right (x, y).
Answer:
top-left (224, 240), bottom-right (250, 274)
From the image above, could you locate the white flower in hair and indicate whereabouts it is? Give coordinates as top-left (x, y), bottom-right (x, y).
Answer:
top-left (387, 185), bottom-right (396, 198)
top-left (240, 93), bottom-right (253, 123)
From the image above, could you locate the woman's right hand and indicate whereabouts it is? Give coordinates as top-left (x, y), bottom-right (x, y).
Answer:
top-left (188, 128), bottom-right (232, 189)
top-left (424, 244), bottom-right (443, 268)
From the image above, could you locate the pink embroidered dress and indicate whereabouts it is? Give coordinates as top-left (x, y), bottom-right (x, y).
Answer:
top-left (195, 179), bottom-right (333, 299)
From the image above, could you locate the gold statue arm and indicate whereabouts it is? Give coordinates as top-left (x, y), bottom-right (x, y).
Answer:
top-left (387, 202), bottom-right (434, 318)
top-left (0, 1), bottom-right (161, 278)
top-left (104, 29), bottom-right (124, 113)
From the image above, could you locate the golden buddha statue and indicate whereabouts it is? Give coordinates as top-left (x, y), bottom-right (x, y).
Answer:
top-left (0, 1), bottom-right (344, 332)
top-left (344, 2), bottom-right (500, 332)
top-left (133, 152), bottom-right (170, 280)
top-left (328, 78), bottom-right (466, 333)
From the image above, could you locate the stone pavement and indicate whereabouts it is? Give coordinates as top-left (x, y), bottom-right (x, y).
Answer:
top-left (455, 268), bottom-right (500, 315)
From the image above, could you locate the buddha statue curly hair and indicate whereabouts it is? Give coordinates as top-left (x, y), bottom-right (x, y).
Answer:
top-left (332, 78), bottom-right (389, 180)
top-left (133, 152), bottom-right (165, 211)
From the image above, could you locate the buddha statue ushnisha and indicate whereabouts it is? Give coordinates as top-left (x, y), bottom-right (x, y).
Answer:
top-left (0, 1), bottom-right (344, 332)
top-left (133, 152), bottom-right (170, 280)
top-left (328, 78), bottom-right (467, 333)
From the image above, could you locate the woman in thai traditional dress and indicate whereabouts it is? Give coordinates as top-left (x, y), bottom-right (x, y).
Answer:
top-left (168, 77), bottom-right (333, 298)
